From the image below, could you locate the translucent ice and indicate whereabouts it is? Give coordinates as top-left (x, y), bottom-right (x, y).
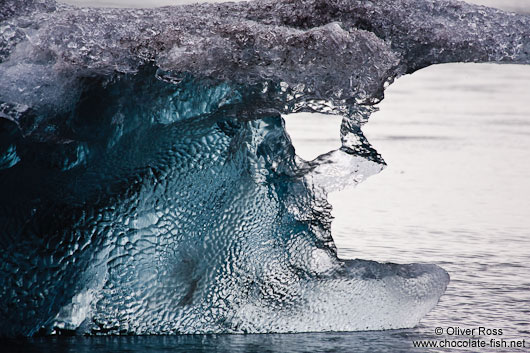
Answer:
top-left (0, 0), bottom-right (528, 336)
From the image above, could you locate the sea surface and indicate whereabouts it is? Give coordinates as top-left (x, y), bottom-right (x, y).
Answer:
top-left (286, 63), bottom-right (530, 352)
top-left (5, 0), bottom-right (530, 352)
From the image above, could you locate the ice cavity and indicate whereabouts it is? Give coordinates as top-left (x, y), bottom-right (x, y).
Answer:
top-left (0, 0), bottom-right (527, 336)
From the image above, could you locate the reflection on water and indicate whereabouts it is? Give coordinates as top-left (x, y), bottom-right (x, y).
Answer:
top-left (4, 332), bottom-right (428, 353)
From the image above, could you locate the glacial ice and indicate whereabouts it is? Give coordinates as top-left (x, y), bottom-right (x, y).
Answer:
top-left (0, 0), bottom-right (528, 336)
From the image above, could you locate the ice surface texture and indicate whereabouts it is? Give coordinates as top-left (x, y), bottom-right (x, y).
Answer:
top-left (0, 0), bottom-right (527, 336)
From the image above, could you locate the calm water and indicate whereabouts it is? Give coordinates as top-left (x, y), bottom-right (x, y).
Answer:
top-left (6, 1), bottom-right (530, 352)
top-left (286, 63), bottom-right (530, 352)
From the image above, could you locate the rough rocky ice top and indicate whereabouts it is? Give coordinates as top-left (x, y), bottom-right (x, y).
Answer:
top-left (1, 0), bottom-right (529, 142)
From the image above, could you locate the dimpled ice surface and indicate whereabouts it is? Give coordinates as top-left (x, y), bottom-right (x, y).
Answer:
top-left (0, 0), bottom-right (528, 336)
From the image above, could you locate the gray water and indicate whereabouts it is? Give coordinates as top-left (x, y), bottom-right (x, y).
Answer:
top-left (6, 1), bottom-right (530, 352)
top-left (286, 63), bottom-right (530, 352)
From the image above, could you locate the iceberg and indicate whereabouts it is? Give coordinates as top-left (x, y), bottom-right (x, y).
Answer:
top-left (0, 0), bottom-right (527, 336)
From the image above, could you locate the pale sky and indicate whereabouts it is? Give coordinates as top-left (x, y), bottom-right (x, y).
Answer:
top-left (61, 0), bottom-right (530, 13)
